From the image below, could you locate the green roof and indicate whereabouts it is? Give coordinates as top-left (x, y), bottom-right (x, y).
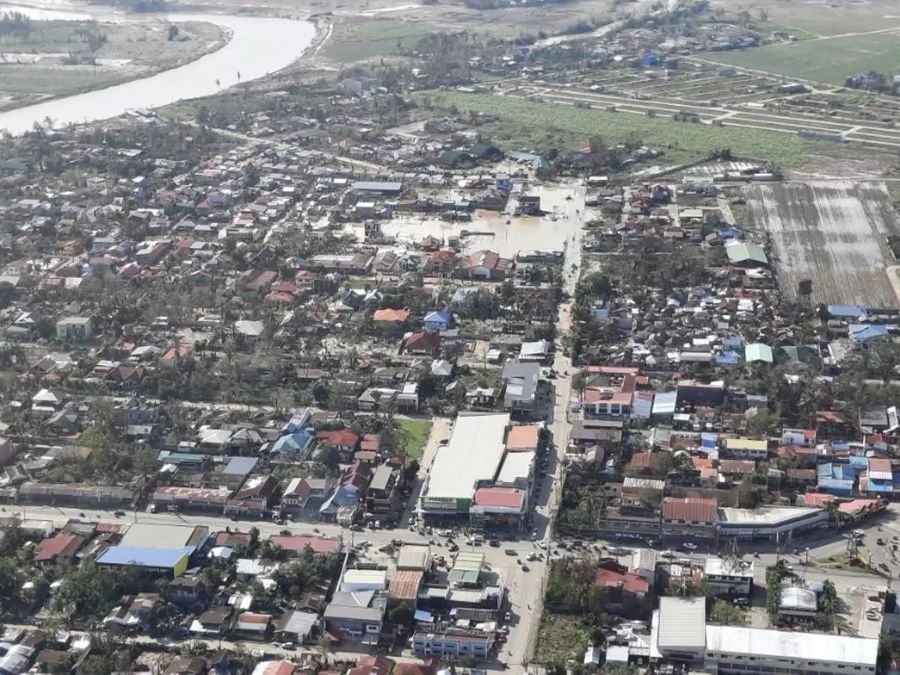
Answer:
top-left (745, 343), bottom-right (774, 363)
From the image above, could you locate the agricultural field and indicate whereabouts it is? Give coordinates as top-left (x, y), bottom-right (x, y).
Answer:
top-left (746, 181), bottom-right (900, 308)
top-left (321, 19), bottom-right (432, 63)
top-left (417, 90), bottom-right (825, 167)
top-left (697, 30), bottom-right (900, 86)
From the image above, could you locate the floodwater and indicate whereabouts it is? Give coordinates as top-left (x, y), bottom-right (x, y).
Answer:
top-left (345, 184), bottom-right (586, 258)
top-left (0, 3), bottom-right (315, 134)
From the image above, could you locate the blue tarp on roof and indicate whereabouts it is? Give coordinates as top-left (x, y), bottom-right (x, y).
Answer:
top-left (867, 479), bottom-right (893, 493)
top-left (831, 440), bottom-right (851, 451)
top-left (716, 353), bottom-right (739, 366)
top-left (701, 432), bottom-right (718, 449)
top-left (849, 455), bottom-right (869, 468)
top-left (849, 324), bottom-right (888, 343)
top-left (97, 546), bottom-right (193, 569)
top-left (817, 478), bottom-right (853, 495)
top-left (828, 304), bottom-right (867, 319)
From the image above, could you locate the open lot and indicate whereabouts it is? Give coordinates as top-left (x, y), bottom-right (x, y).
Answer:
top-left (320, 18), bottom-right (432, 62)
top-left (399, 418), bottom-right (432, 460)
top-left (713, 0), bottom-right (900, 36)
top-left (698, 30), bottom-right (900, 86)
top-left (745, 181), bottom-right (900, 308)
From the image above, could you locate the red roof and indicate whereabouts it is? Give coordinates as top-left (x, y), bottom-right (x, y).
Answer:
top-left (691, 457), bottom-right (713, 470)
top-left (802, 492), bottom-right (837, 506)
top-left (404, 332), bottom-right (441, 354)
top-left (594, 567), bottom-right (649, 594)
top-left (373, 308), bottom-right (410, 322)
top-left (629, 452), bottom-right (652, 468)
top-left (662, 497), bottom-right (717, 523)
top-left (869, 457), bottom-right (892, 473)
top-left (473, 487), bottom-right (525, 510)
top-left (34, 532), bottom-right (84, 562)
top-left (317, 429), bottom-right (360, 448)
top-left (268, 534), bottom-right (340, 555)
top-left (348, 656), bottom-right (395, 675)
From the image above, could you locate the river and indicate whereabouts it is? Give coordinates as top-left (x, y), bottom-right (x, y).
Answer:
top-left (0, 3), bottom-right (316, 134)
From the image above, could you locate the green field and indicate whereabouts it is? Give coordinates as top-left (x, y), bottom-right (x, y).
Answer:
top-left (535, 613), bottom-right (594, 665)
top-left (746, 0), bottom-right (900, 36)
top-left (399, 418), bottom-right (432, 460)
top-left (416, 90), bottom-right (826, 167)
top-left (698, 30), bottom-right (900, 85)
top-left (322, 19), bottom-right (432, 63)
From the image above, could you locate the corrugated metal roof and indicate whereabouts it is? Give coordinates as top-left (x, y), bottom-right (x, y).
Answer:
top-left (657, 597), bottom-right (706, 649)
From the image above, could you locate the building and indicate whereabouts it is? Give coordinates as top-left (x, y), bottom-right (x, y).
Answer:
top-left (778, 586), bottom-right (818, 620)
top-left (469, 487), bottom-right (527, 532)
top-left (120, 523), bottom-right (209, 551)
top-left (705, 625), bottom-right (877, 675)
top-left (17, 482), bottom-right (136, 509)
top-left (96, 546), bottom-right (192, 578)
top-left (56, 316), bottom-right (92, 341)
top-left (419, 413), bottom-right (510, 518)
top-left (323, 592), bottom-right (385, 644)
top-left (703, 557), bottom-right (753, 597)
top-left (717, 506), bottom-right (828, 542)
top-left (501, 361), bottom-right (541, 414)
top-left (152, 486), bottom-right (231, 513)
top-left (661, 497), bottom-right (718, 540)
top-left (33, 532), bottom-right (85, 564)
top-left (654, 597), bottom-right (706, 663)
top-left (274, 610), bottom-right (317, 644)
top-left (411, 628), bottom-right (493, 659)
top-left (505, 424), bottom-right (541, 453)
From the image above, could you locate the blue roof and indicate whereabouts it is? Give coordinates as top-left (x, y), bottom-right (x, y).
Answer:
top-left (97, 546), bottom-right (192, 569)
top-left (817, 478), bottom-right (853, 494)
top-left (282, 408), bottom-right (313, 434)
top-left (828, 304), bottom-right (866, 319)
top-left (849, 455), bottom-right (869, 468)
top-left (701, 432), bottom-right (718, 449)
top-left (849, 324), bottom-right (888, 343)
top-left (424, 310), bottom-right (452, 324)
top-left (273, 430), bottom-right (316, 456)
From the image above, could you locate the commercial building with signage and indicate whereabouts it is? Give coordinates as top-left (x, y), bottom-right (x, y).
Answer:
top-left (419, 413), bottom-right (510, 518)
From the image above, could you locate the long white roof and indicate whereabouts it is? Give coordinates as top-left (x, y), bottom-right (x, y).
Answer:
top-left (706, 625), bottom-right (878, 666)
top-left (425, 413), bottom-right (509, 502)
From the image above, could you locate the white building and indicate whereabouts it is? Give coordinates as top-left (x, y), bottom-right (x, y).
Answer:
top-left (703, 557), bottom-right (753, 596)
top-left (717, 505), bottom-right (829, 542)
top-left (705, 625), bottom-right (877, 675)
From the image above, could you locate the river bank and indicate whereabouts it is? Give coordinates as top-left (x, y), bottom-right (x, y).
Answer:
top-left (0, 14), bottom-right (228, 113)
top-left (0, 3), bottom-right (317, 134)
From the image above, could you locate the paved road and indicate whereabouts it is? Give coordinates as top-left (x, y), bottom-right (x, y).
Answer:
top-left (500, 182), bottom-right (585, 674)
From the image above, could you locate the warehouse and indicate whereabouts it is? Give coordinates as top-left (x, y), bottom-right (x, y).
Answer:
top-left (119, 523), bottom-right (209, 551)
top-left (705, 625), bottom-right (877, 675)
top-left (419, 413), bottom-right (510, 518)
top-left (97, 546), bottom-right (193, 578)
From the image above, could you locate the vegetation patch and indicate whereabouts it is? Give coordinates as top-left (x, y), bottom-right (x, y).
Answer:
top-left (399, 418), bottom-right (432, 459)
top-left (415, 90), bottom-right (824, 167)
top-left (697, 32), bottom-right (900, 86)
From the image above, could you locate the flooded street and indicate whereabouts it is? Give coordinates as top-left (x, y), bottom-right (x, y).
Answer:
top-left (0, 3), bottom-right (315, 134)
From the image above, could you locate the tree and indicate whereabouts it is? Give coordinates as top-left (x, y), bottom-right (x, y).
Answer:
top-left (708, 599), bottom-right (747, 626)
top-left (167, 24), bottom-right (179, 40)
top-left (388, 603), bottom-right (414, 626)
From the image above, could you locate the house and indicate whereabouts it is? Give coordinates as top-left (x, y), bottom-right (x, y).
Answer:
top-left (189, 606), bottom-right (233, 636)
top-left (703, 557), bottom-right (754, 597)
top-left (506, 424), bottom-right (541, 453)
top-left (281, 477), bottom-right (331, 513)
top-left (366, 464), bottom-right (400, 515)
top-left (465, 250), bottom-right (510, 281)
top-left (323, 591), bottom-right (385, 644)
top-left (103, 593), bottom-right (160, 632)
top-left (373, 308), bottom-right (410, 324)
top-left (403, 332), bottom-right (441, 357)
top-left (267, 534), bottom-right (341, 557)
top-left (234, 612), bottom-right (272, 640)
top-left (33, 531), bottom-right (85, 564)
top-left (56, 316), bottom-right (92, 341)
top-left (224, 475), bottom-right (279, 518)
top-left (424, 310), bottom-right (452, 332)
top-left (317, 429), bottom-right (360, 462)
top-left (274, 610), bottom-right (317, 644)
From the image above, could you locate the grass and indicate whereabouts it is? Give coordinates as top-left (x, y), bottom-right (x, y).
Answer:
top-left (399, 418), bottom-right (432, 460)
top-left (753, 0), bottom-right (900, 36)
top-left (534, 613), bottom-right (594, 665)
top-left (697, 31), bottom-right (900, 86)
top-left (322, 19), bottom-right (432, 63)
top-left (415, 90), bottom-right (825, 167)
